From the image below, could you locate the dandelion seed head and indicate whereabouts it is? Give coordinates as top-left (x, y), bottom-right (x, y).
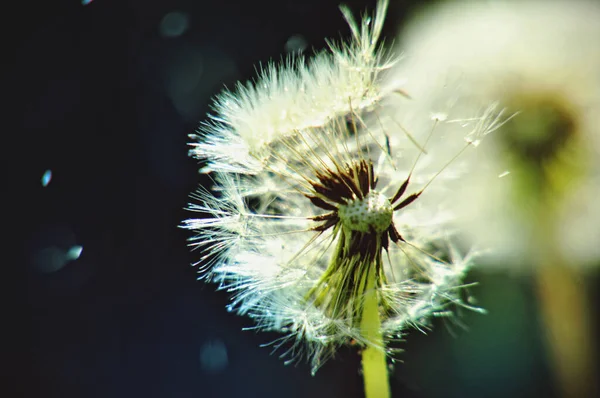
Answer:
top-left (184, 0), bottom-right (496, 373)
top-left (395, 0), bottom-right (600, 268)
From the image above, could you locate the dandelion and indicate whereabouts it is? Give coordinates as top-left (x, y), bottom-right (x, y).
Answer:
top-left (392, 1), bottom-right (600, 396)
top-left (183, 1), bottom-right (502, 396)
top-left (395, 0), bottom-right (600, 268)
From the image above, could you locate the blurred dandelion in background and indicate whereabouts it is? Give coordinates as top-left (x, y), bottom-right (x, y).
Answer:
top-left (394, 1), bottom-right (600, 396)
top-left (183, 0), bottom-right (507, 396)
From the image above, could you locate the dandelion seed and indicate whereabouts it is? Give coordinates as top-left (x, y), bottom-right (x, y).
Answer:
top-left (183, 0), bottom-right (499, 393)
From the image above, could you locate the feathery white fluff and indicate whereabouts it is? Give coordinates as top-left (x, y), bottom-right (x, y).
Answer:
top-left (192, 0), bottom-right (392, 173)
top-left (184, 0), bottom-right (501, 374)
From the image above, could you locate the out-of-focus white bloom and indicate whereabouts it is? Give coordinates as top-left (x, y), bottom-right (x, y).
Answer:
top-left (183, 0), bottom-right (501, 374)
top-left (393, 0), bottom-right (600, 268)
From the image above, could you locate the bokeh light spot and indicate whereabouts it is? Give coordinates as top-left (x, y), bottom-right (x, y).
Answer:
top-left (32, 247), bottom-right (69, 274)
top-left (199, 339), bottom-right (228, 373)
top-left (41, 169), bottom-right (52, 187)
top-left (284, 34), bottom-right (308, 53)
top-left (28, 225), bottom-right (83, 275)
top-left (160, 11), bottom-right (190, 38)
top-left (66, 245), bottom-right (83, 261)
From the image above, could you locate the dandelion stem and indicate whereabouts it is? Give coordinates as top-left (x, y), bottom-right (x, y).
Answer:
top-left (536, 263), bottom-right (597, 398)
top-left (360, 266), bottom-right (390, 398)
top-left (534, 200), bottom-right (597, 398)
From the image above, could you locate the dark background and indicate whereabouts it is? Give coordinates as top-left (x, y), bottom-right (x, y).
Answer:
top-left (9, 0), bottom-right (593, 397)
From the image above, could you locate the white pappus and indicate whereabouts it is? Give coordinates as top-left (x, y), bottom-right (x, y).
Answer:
top-left (183, 0), bottom-right (504, 375)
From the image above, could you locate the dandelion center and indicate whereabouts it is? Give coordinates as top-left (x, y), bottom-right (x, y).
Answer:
top-left (502, 95), bottom-right (577, 164)
top-left (338, 191), bottom-right (393, 233)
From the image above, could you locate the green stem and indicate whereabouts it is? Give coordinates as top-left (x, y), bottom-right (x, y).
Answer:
top-left (360, 265), bottom-right (390, 398)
